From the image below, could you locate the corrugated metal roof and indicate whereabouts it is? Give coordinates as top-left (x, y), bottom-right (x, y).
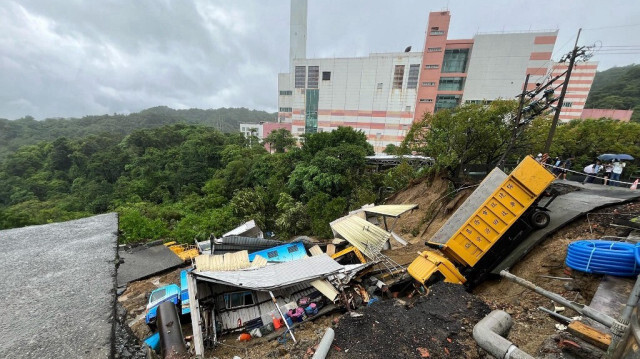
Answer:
top-left (330, 215), bottom-right (390, 259)
top-left (222, 220), bottom-right (263, 238)
top-left (194, 254), bottom-right (343, 290)
top-left (363, 204), bottom-right (417, 217)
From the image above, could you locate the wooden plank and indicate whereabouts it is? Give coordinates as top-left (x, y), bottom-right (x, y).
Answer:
top-left (187, 272), bottom-right (205, 357)
top-left (567, 321), bottom-right (611, 350)
top-left (309, 245), bottom-right (323, 256)
top-left (326, 244), bottom-right (336, 256)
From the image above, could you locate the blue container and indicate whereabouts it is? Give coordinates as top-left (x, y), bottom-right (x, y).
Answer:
top-left (285, 316), bottom-right (293, 327)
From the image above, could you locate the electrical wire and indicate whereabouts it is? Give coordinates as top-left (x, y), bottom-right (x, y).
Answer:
top-left (565, 240), bottom-right (640, 277)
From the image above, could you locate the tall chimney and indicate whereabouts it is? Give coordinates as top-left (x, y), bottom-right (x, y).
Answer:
top-left (289, 0), bottom-right (307, 72)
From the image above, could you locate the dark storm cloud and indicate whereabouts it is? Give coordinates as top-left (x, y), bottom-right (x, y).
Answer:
top-left (0, 0), bottom-right (638, 120)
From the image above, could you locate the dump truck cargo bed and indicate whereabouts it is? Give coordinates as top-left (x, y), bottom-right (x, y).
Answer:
top-left (410, 156), bottom-right (556, 286)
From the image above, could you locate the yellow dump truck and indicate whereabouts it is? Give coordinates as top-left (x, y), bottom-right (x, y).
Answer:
top-left (408, 156), bottom-right (557, 287)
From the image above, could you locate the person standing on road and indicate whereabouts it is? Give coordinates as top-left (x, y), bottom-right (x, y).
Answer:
top-left (611, 159), bottom-right (626, 187)
top-left (561, 157), bottom-right (573, 180)
top-left (583, 160), bottom-right (602, 184)
top-left (604, 160), bottom-right (614, 186)
top-left (553, 157), bottom-right (562, 177)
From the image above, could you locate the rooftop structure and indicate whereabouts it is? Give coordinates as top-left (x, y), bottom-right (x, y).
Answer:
top-left (581, 108), bottom-right (634, 122)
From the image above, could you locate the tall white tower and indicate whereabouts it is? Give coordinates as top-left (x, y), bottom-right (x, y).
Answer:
top-left (289, 0), bottom-right (307, 71)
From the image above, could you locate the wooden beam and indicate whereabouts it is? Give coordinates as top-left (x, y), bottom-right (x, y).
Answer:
top-left (187, 272), bottom-right (205, 357)
top-left (567, 321), bottom-right (611, 350)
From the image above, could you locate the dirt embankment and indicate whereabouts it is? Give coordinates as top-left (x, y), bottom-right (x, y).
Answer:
top-left (384, 174), bottom-right (474, 245)
top-left (118, 268), bottom-right (183, 340)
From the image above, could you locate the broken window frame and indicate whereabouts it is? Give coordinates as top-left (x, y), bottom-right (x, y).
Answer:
top-left (223, 291), bottom-right (256, 310)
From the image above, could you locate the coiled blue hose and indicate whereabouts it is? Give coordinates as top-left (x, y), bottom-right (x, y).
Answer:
top-left (565, 240), bottom-right (640, 277)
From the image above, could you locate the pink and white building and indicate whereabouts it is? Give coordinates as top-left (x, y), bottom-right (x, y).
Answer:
top-left (277, 1), bottom-right (597, 152)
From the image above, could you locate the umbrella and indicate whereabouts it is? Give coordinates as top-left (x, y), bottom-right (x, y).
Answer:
top-left (598, 153), bottom-right (634, 161)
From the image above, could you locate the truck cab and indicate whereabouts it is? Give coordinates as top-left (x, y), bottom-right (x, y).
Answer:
top-left (145, 284), bottom-right (180, 326)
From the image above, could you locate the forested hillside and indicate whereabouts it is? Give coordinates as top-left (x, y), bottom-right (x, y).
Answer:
top-left (0, 125), bottom-right (419, 243)
top-left (585, 64), bottom-right (640, 121)
top-left (0, 106), bottom-right (275, 160)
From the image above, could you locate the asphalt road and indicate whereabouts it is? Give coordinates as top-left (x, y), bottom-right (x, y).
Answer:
top-left (0, 213), bottom-right (118, 358)
top-left (117, 243), bottom-right (184, 285)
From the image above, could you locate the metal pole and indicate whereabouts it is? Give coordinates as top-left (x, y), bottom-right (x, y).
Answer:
top-left (500, 270), bottom-right (616, 328)
top-left (498, 73), bottom-right (530, 169)
top-left (543, 28), bottom-right (581, 154)
top-left (269, 290), bottom-right (297, 343)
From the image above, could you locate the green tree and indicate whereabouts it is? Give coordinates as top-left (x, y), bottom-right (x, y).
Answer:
top-left (275, 193), bottom-right (309, 239)
top-left (264, 128), bottom-right (296, 153)
top-left (383, 143), bottom-right (397, 155)
top-left (229, 187), bottom-right (267, 229)
top-left (402, 100), bottom-right (516, 177)
top-left (306, 193), bottom-right (347, 238)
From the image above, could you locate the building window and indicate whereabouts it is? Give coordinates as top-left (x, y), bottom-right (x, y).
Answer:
top-left (422, 82), bottom-right (436, 86)
top-left (322, 71), bottom-right (331, 81)
top-left (287, 245), bottom-right (299, 253)
top-left (563, 101), bottom-right (573, 107)
top-left (435, 94), bottom-right (461, 112)
top-left (279, 90), bottom-right (292, 96)
top-left (419, 98), bottom-right (433, 103)
top-left (442, 49), bottom-right (469, 73)
top-left (279, 107), bottom-right (292, 112)
top-left (430, 30), bottom-right (445, 35)
top-left (405, 106), bottom-right (411, 111)
top-left (377, 82), bottom-right (383, 89)
top-left (392, 65), bottom-right (405, 89)
top-left (438, 77), bottom-right (465, 91)
top-left (427, 47), bottom-right (442, 52)
top-left (307, 66), bottom-right (319, 89)
top-left (407, 64), bottom-right (420, 89)
top-left (267, 250), bottom-right (278, 258)
top-left (223, 291), bottom-right (255, 309)
top-left (295, 66), bottom-right (306, 88)
top-left (465, 99), bottom-right (493, 105)
top-left (425, 64), bottom-right (439, 69)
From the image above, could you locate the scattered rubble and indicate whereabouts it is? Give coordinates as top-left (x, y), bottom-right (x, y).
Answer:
top-left (331, 282), bottom-right (491, 359)
top-left (114, 303), bottom-right (153, 359)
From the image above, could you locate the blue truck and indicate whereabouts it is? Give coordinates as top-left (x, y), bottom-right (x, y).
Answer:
top-left (145, 269), bottom-right (192, 327)
top-left (145, 284), bottom-right (181, 326)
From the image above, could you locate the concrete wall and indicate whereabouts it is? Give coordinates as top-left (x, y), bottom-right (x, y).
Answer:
top-left (462, 31), bottom-right (557, 102)
top-left (581, 108), bottom-right (633, 122)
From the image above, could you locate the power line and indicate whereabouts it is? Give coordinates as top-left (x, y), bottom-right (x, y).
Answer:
top-left (582, 23), bottom-right (640, 31)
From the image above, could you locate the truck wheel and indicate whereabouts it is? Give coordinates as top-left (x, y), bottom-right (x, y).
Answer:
top-left (530, 211), bottom-right (550, 229)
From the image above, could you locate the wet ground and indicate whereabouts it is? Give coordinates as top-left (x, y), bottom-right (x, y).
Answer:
top-left (330, 282), bottom-right (491, 359)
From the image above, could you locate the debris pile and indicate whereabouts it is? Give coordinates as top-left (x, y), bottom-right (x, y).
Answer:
top-left (332, 282), bottom-right (491, 358)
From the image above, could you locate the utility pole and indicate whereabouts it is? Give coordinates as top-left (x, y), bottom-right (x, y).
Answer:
top-left (543, 28), bottom-right (581, 154)
top-left (498, 73), bottom-right (530, 170)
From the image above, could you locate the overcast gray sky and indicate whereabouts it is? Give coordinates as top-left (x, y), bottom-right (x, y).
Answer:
top-left (1, 0), bottom-right (638, 120)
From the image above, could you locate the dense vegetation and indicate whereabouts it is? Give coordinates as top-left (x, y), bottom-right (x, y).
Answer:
top-left (401, 101), bottom-right (640, 178)
top-left (0, 125), bottom-right (421, 243)
top-left (0, 106), bottom-right (275, 160)
top-left (3, 95), bottom-right (639, 243)
top-left (585, 64), bottom-right (640, 122)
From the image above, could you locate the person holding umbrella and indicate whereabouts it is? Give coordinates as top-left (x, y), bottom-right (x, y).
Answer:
top-left (597, 154), bottom-right (634, 186)
top-left (611, 159), bottom-right (626, 187)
